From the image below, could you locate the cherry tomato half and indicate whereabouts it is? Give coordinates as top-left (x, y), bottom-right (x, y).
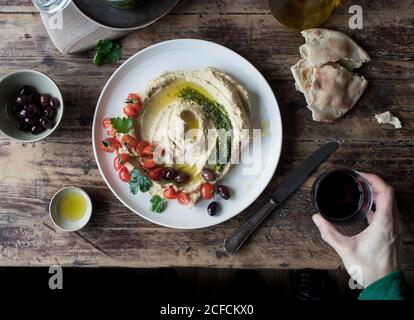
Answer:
top-left (177, 192), bottom-right (191, 205)
top-left (114, 154), bottom-right (129, 171)
top-left (143, 144), bottom-right (157, 157)
top-left (126, 93), bottom-right (143, 112)
top-left (121, 135), bottom-right (138, 150)
top-left (148, 167), bottom-right (164, 181)
top-left (103, 117), bottom-right (117, 137)
top-left (123, 105), bottom-right (138, 118)
top-left (99, 137), bottom-right (121, 153)
top-left (126, 93), bottom-right (140, 104)
top-left (135, 140), bottom-right (149, 156)
top-left (139, 156), bottom-right (157, 170)
top-left (200, 182), bottom-right (214, 200)
top-left (103, 118), bottom-right (111, 128)
top-left (163, 186), bottom-right (179, 200)
top-left (119, 167), bottom-right (130, 182)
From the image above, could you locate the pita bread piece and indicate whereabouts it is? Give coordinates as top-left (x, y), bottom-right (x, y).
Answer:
top-left (291, 58), bottom-right (313, 106)
top-left (292, 61), bottom-right (368, 122)
top-left (300, 28), bottom-right (370, 70)
top-left (375, 111), bottom-right (402, 129)
top-left (308, 63), bottom-right (368, 122)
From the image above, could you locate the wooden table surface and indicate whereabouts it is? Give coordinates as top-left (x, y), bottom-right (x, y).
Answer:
top-left (0, 0), bottom-right (413, 269)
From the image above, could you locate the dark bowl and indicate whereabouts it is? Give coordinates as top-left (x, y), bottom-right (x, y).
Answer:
top-left (73, 0), bottom-right (179, 30)
top-left (103, 0), bottom-right (144, 9)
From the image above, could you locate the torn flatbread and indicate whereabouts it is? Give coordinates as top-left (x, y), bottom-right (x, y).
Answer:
top-left (291, 58), bottom-right (313, 105)
top-left (375, 111), bottom-right (402, 129)
top-left (291, 28), bottom-right (370, 122)
top-left (292, 61), bottom-right (368, 122)
top-left (300, 28), bottom-right (370, 70)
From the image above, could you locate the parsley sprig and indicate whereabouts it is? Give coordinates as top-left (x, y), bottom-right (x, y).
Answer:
top-left (150, 195), bottom-right (167, 213)
top-left (110, 117), bottom-right (132, 134)
top-left (93, 40), bottom-right (122, 66)
top-left (129, 169), bottom-right (152, 194)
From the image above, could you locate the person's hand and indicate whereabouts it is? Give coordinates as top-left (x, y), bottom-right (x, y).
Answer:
top-left (312, 173), bottom-right (402, 288)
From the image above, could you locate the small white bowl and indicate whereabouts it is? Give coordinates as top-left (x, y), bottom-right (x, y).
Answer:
top-left (0, 70), bottom-right (64, 143)
top-left (49, 187), bottom-right (92, 232)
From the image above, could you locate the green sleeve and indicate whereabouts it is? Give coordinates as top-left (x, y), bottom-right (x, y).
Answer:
top-left (359, 271), bottom-right (407, 300)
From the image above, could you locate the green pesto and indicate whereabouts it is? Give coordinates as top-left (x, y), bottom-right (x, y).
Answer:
top-left (178, 87), bottom-right (232, 172)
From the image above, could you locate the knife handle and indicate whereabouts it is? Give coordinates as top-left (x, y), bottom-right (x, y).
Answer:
top-left (224, 198), bottom-right (278, 254)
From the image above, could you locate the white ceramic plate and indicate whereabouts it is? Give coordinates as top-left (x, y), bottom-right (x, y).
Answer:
top-left (92, 39), bottom-right (283, 229)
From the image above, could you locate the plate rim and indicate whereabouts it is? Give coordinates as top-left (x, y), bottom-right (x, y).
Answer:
top-left (72, 0), bottom-right (180, 31)
top-left (92, 39), bottom-right (283, 229)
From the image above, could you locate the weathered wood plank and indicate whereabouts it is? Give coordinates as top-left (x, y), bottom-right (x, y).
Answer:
top-left (0, 0), bottom-right (413, 269)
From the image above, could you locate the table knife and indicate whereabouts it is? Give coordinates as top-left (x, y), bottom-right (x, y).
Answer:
top-left (223, 141), bottom-right (339, 254)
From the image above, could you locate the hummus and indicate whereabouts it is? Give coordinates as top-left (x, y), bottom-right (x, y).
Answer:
top-left (124, 67), bottom-right (252, 206)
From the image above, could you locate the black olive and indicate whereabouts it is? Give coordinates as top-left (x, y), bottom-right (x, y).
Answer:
top-left (49, 97), bottom-right (60, 109)
top-left (40, 94), bottom-right (51, 108)
top-left (24, 104), bottom-right (38, 117)
top-left (164, 168), bottom-right (178, 181)
top-left (18, 85), bottom-right (34, 96)
top-left (29, 92), bottom-right (40, 105)
top-left (207, 202), bottom-right (219, 216)
top-left (201, 168), bottom-right (215, 181)
top-left (16, 120), bottom-right (30, 132)
top-left (216, 185), bottom-right (230, 200)
top-left (18, 109), bottom-right (28, 119)
top-left (31, 124), bottom-right (46, 135)
top-left (14, 95), bottom-right (29, 106)
top-left (39, 117), bottom-right (53, 129)
top-left (24, 117), bottom-right (37, 126)
top-left (13, 104), bottom-right (23, 115)
top-left (43, 107), bottom-right (56, 119)
top-left (175, 172), bottom-right (189, 184)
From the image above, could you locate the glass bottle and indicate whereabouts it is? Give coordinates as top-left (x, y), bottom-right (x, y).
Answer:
top-left (269, 0), bottom-right (342, 31)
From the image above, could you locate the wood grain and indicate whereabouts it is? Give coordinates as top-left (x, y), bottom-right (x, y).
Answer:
top-left (0, 0), bottom-right (413, 269)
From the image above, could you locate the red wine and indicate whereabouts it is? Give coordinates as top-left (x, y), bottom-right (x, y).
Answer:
top-left (312, 169), bottom-right (373, 222)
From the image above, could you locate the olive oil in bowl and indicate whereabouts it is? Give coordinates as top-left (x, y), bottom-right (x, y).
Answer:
top-left (49, 187), bottom-right (92, 231)
top-left (58, 191), bottom-right (87, 222)
top-left (269, 0), bottom-right (341, 30)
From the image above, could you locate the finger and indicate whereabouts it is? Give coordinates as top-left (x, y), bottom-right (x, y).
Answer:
top-left (312, 214), bottom-right (350, 254)
top-left (360, 173), bottom-right (395, 221)
top-left (366, 210), bottom-right (375, 225)
top-left (360, 173), bottom-right (391, 195)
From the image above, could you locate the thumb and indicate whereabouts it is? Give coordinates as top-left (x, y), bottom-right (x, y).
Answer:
top-left (312, 213), bottom-right (349, 255)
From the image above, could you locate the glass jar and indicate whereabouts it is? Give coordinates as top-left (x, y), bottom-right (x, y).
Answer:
top-left (32, 0), bottom-right (72, 14)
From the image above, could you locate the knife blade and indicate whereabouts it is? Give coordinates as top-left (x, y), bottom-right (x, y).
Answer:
top-left (223, 141), bottom-right (339, 254)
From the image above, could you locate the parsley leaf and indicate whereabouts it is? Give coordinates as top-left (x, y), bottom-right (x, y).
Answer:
top-left (107, 43), bottom-right (122, 64)
top-left (150, 195), bottom-right (167, 213)
top-left (110, 117), bottom-right (132, 134)
top-left (93, 40), bottom-right (122, 66)
top-left (129, 169), bottom-right (152, 195)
